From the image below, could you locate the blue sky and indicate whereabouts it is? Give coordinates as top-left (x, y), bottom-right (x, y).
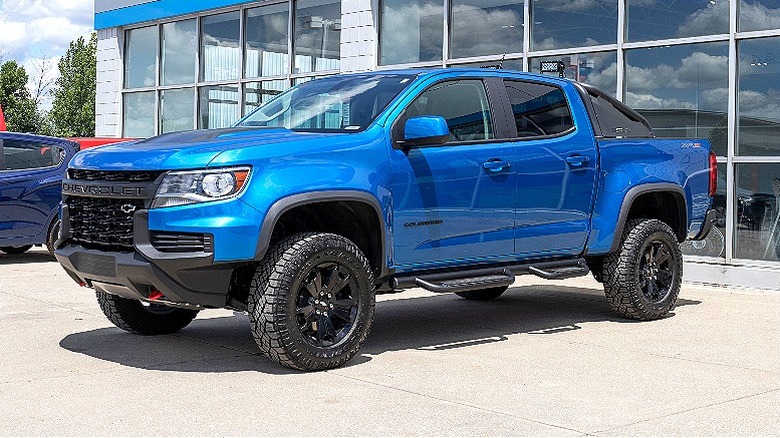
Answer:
top-left (0, 0), bottom-right (94, 109)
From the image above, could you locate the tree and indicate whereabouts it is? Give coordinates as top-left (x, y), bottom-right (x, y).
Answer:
top-left (0, 60), bottom-right (40, 132)
top-left (49, 33), bottom-right (97, 137)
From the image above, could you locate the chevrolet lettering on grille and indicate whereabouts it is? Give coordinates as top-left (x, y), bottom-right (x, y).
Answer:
top-left (62, 182), bottom-right (146, 198)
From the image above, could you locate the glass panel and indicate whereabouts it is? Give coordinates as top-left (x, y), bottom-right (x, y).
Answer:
top-left (245, 3), bottom-right (290, 78)
top-left (199, 85), bottom-right (240, 129)
top-left (450, 0), bottom-right (524, 59)
top-left (504, 80), bottom-right (573, 137)
top-left (682, 162), bottom-right (727, 259)
top-left (380, 0), bottom-right (443, 65)
top-left (407, 79), bottom-right (494, 142)
top-left (739, 0), bottom-right (780, 32)
top-left (627, 0), bottom-right (729, 42)
top-left (160, 88), bottom-right (194, 134)
top-left (625, 42), bottom-right (729, 156)
top-left (734, 163), bottom-right (780, 262)
top-left (293, 77), bottom-right (313, 86)
top-left (2, 140), bottom-right (64, 170)
top-left (531, 0), bottom-right (617, 50)
top-left (239, 74), bottom-right (414, 131)
top-left (737, 37), bottom-right (780, 156)
top-left (201, 12), bottom-right (241, 82)
top-left (294, 0), bottom-right (341, 73)
top-left (124, 26), bottom-right (158, 89)
top-left (162, 19), bottom-right (197, 86)
top-left (244, 80), bottom-right (289, 115)
top-left (123, 91), bottom-right (155, 138)
top-left (449, 59), bottom-right (524, 71)
top-left (531, 52), bottom-right (617, 96)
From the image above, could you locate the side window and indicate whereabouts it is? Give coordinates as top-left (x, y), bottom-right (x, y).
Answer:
top-left (406, 79), bottom-right (494, 142)
top-left (587, 89), bottom-right (654, 138)
top-left (2, 139), bottom-right (65, 171)
top-left (505, 80), bottom-right (574, 138)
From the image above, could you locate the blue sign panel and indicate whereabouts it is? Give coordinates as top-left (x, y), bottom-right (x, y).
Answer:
top-left (94, 0), bottom-right (258, 29)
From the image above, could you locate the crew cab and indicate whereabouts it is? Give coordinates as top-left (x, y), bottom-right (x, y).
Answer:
top-left (55, 69), bottom-right (717, 371)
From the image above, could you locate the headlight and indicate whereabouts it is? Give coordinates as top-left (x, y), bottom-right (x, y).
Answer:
top-left (151, 167), bottom-right (251, 209)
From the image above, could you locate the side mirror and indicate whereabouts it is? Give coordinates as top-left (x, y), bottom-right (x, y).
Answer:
top-left (402, 116), bottom-right (450, 147)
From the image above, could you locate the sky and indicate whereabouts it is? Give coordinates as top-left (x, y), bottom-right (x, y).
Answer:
top-left (0, 0), bottom-right (94, 110)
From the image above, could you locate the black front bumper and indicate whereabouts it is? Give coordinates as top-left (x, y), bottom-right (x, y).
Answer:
top-left (55, 211), bottom-right (237, 309)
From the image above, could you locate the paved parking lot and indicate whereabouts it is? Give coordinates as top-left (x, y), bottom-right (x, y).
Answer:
top-left (1, 248), bottom-right (778, 436)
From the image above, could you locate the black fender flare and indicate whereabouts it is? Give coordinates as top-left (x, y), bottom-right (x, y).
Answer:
top-left (608, 183), bottom-right (688, 253)
top-left (254, 190), bottom-right (389, 276)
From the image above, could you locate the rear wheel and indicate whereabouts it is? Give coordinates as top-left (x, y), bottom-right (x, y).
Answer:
top-left (0, 245), bottom-right (33, 255)
top-left (248, 233), bottom-right (375, 371)
top-left (603, 219), bottom-right (682, 321)
top-left (96, 291), bottom-right (199, 335)
top-left (455, 286), bottom-right (508, 301)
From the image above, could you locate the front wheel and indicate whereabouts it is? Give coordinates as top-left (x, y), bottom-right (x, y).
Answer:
top-left (248, 233), bottom-right (375, 371)
top-left (46, 219), bottom-right (60, 255)
top-left (96, 292), bottom-right (199, 335)
top-left (603, 219), bottom-right (683, 321)
top-left (0, 245), bottom-right (33, 255)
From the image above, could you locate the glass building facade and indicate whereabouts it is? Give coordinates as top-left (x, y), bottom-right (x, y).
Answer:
top-left (98, 0), bottom-right (780, 287)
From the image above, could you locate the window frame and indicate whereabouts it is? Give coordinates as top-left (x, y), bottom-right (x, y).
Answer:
top-left (0, 137), bottom-right (70, 173)
top-left (500, 77), bottom-right (577, 141)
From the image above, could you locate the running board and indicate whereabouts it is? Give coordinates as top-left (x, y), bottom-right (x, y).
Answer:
top-left (414, 269), bottom-right (515, 293)
top-left (391, 259), bottom-right (589, 292)
top-left (528, 262), bottom-right (589, 280)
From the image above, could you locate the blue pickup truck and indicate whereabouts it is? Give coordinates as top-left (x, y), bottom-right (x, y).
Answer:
top-left (55, 69), bottom-right (716, 371)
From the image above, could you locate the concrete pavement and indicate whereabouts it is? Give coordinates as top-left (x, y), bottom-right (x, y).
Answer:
top-left (1, 248), bottom-right (778, 436)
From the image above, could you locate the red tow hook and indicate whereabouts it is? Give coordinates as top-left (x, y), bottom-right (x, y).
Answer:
top-left (148, 290), bottom-right (164, 301)
top-left (78, 282), bottom-right (87, 288)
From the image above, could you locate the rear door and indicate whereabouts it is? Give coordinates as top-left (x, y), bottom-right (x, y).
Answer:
top-left (502, 79), bottom-right (598, 258)
top-left (0, 136), bottom-right (69, 243)
top-left (390, 78), bottom-right (516, 271)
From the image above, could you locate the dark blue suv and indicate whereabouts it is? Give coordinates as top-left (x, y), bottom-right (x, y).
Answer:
top-left (0, 132), bottom-right (77, 255)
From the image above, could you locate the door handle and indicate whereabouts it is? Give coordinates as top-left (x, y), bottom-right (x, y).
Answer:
top-left (565, 155), bottom-right (589, 168)
top-left (483, 159), bottom-right (511, 173)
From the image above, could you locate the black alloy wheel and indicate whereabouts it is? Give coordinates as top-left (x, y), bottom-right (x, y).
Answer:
top-left (637, 239), bottom-right (676, 305)
top-left (295, 262), bottom-right (359, 348)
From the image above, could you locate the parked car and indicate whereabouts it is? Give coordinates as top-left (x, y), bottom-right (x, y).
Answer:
top-left (0, 132), bottom-right (78, 254)
top-left (55, 69), bottom-right (716, 370)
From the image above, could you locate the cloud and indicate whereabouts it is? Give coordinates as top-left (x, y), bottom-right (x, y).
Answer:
top-left (450, 4), bottom-right (524, 57)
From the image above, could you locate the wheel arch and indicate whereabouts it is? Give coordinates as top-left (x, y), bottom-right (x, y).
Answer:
top-left (609, 183), bottom-right (688, 253)
top-left (254, 191), bottom-right (389, 280)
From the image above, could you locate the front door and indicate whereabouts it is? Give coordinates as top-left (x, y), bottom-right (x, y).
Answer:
top-left (391, 79), bottom-right (516, 271)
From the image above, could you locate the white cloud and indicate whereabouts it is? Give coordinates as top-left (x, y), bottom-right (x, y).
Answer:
top-left (0, 0), bottom-right (93, 110)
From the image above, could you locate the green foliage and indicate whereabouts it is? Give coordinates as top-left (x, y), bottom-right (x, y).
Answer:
top-left (0, 60), bottom-right (41, 132)
top-left (49, 33), bottom-right (97, 137)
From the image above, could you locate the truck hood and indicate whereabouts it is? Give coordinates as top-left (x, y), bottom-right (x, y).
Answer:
top-left (69, 127), bottom-right (346, 170)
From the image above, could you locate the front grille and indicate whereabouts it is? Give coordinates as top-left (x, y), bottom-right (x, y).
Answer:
top-left (69, 169), bottom-right (164, 183)
top-left (67, 197), bottom-right (143, 251)
top-left (150, 232), bottom-right (213, 253)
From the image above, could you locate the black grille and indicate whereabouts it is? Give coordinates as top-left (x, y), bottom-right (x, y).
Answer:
top-left (67, 197), bottom-right (143, 251)
top-left (150, 232), bottom-right (213, 253)
top-left (69, 169), bottom-right (163, 183)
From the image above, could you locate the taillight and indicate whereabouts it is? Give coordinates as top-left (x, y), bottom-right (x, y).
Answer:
top-left (708, 151), bottom-right (717, 197)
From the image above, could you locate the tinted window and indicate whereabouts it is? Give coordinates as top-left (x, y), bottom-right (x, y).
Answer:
top-left (406, 80), bottom-right (494, 142)
top-left (2, 140), bottom-right (65, 171)
top-left (505, 80), bottom-right (573, 138)
top-left (587, 88), bottom-right (654, 138)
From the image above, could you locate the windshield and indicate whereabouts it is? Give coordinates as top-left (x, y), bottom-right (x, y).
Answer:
top-left (237, 74), bottom-right (415, 132)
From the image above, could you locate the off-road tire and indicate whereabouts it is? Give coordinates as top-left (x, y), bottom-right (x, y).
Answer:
top-left (248, 233), bottom-right (375, 371)
top-left (0, 245), bottom-right (33, 255)
top-left (46, 219), bottom-right (60, 255)
top-left (96, 291), bottom-right (199, 335)
top-left (455, 286), bottom-right (508, 301)
top-left (603, 219), bottom-right (682, 321)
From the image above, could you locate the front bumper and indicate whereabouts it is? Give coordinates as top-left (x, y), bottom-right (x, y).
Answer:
top-left (689, 208), bottom-right (718, 241)
top-left (55, 211), bottom-right (239, 308)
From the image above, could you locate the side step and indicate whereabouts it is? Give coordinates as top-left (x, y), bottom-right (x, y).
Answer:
top-left (528, 262), bottom-right (589, 280)
top-left (414, 269), bottom-right (514, 293)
